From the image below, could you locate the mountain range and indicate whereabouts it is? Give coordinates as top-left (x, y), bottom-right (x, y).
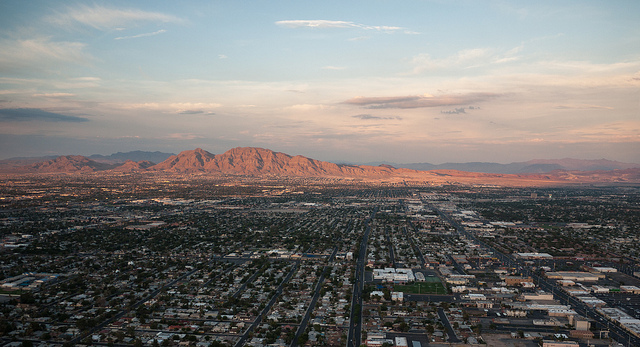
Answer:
top-left (363, 158), bottom-right (639, 174)
top-left (0, 151), bottom-right (174, 169)
top-left (88, 150), bottom-right (175, 164)
top-left (1, 147), bottom-right (639, 186)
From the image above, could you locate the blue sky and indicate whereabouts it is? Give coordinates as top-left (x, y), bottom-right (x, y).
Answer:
top-left (0, 1), bottom-right (638, 164)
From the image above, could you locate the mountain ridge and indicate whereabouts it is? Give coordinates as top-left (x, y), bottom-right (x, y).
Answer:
top-left (2, 147), bottom-right (639, 186)
top-left (363, 158), bottom-right (639, 174)
top-left (0, 150), bottom-right (174, 169)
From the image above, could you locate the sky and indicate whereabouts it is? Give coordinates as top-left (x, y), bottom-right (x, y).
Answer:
top-left (0, 1), bottom-right (639, 164)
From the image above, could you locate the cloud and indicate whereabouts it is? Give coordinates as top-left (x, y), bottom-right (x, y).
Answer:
top-left (323, 66), bottom-right (346, 70)
top-left (218, 54), bottom-right (228, 59)
top-left (554, 104), bottom-right (613, 110)
top-left (48, 4), bottom-right (183, 30)
top-left (166, 133), bottom-right (203, 140)
top-left (286, 104), bottom-right (329, 111)
top-left (352, 114), bottom-right (402, 120)
top-left (125, 102), bottom-right (222, 112)
top-left (343, 93), bottom-right (500, 109)
top-left (0, 37), bottom-right (90, 72)
top-left (52, 77), bottom-right (102, 89)
top-left (178, 110), bottom-right (216, 115)
top-left (276, 20), bottom-right (407, 33)
top-left (441, 106), bottom-right (480, 114)
top-left (0, 108), bottom-right (89, 122)
top-left (348, 36), bottom-right (371, 41)
top-left (115, 29), bottom-right (167, 40)
top-left (410, 46), bottom-right (524, 74)
top-left (169, 102), bottom-right (221, 110)
top-left (410, 48), bottom-right (491, 73)
top-left (33, 93), bottom-right (75, 97)
top-left (441, 107), bottom-right (467, 115)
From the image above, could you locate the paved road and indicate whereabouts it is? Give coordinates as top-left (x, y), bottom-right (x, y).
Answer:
top-left (347, 208), bottom-right (377, 347)
top-left (437, 307), bottom-right (460, 343)
top-left (290, 224), bottom-right (347, 347)
top-left (404, 225), bottom-right (427, 270)
top-left (71, 263), bottom-right (204, 344)
top-left (232, 265), bottom-right (263, 299)
top-left (235, 261), bottom-right (299, 347)
top-left (385, 226), bottom-right (397, 268)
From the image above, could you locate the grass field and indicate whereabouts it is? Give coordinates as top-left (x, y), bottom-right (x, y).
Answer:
top-left (394, 281), bottom-right (446, 294)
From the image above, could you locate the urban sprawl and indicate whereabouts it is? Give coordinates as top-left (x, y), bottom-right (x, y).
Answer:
top-left (1, 174), bottom-right (639, 347)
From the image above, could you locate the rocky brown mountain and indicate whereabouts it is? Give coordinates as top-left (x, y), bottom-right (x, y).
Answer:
top-left (3, 147), bottom-right (639, 186)
top-left (110, 160), bottom-right (155, 172)
top-left (15, 155), bottom-right (117, 173)
top-left (149, 147), bottom-right (426, 178)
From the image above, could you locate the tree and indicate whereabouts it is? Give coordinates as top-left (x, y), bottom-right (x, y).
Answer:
top-left (425, 324), bottom-right (434, 335)
top-left (398, 322), bottom-right (410, 332)
top-left (383, 288), bottom-right (391, 301)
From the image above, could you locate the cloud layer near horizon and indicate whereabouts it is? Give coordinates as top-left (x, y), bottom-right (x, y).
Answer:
top-left (0, 108), bottom-right (89, 122)
top-left (0, 1), bottom-right (638, 164)
top-left (343, 93), bottom-right (501, 109)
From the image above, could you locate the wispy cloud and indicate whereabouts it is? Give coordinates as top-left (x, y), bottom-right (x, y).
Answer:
top-left (410, 46), bottom-right (523, 73)
top-left (344, 93), bottom-right (500, 109)
top-left (286, 104), bottom-right (330, 111)
top-left (0, 108), bottom-right (89, 122)
top-left (322, 66), bottom-right (346, 70)
top-left (441, 106), bottom-right (480, 115)
top-left (178, 110), bottom-right (216, 115)
top-left (53, 77), bottom-right (102, 89)
top-left (554, 104), bottom-right (613, 110)
top-left (441, 107), bottom-right (467, 115)
top-left (352, 114), bottom-right (402, 120)
top-left (410, 48), bottom-right (491, 73)
top-left (124, 102), bottom-right (222, 112)
top-left (276, 20), bottom-right (409, 33)
top-left (348, 36), bottom-right (371, 41)
top-left (33, 93), bottom-right (75, 98)
top-left (48, 4), bottom-right (183, 30)
top-left (166, 133), bottom-right (203, 140)
top-left (115, 29), bottom-right (167, 40)
top-left (0, 38), bottom-right (90, 73)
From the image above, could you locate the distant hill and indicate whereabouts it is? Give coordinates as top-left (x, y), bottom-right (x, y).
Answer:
top-left (18, 155), bottom-right (118, 173)
top-left (88, 150), bottom-right (175, 164)
top-left (0, 155), bottom-right (59, 170)
top-left (365, 158), bottom-right (639, 174)
top-left (111, 160), bottom-right (155, 172)
top-left (0, 150), bottom-right (174, 170)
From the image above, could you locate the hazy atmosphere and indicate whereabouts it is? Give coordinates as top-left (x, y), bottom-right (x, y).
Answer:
top-left (1, 0), bottom-right (638, 164)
